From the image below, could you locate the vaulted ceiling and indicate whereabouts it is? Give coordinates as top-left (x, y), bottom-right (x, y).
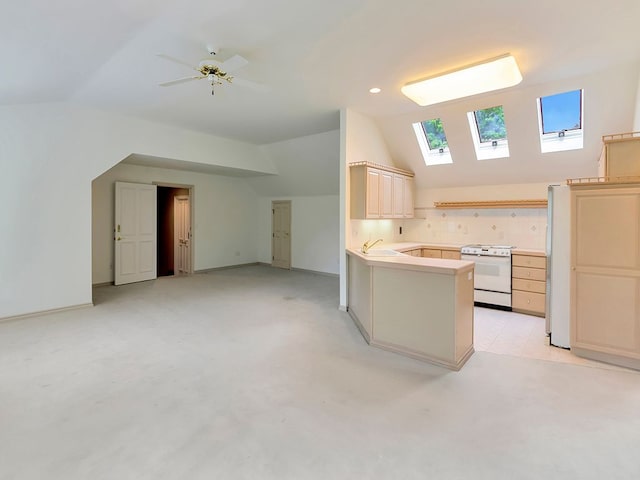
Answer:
top-left (4, 0), bottom-right (639, 148)
top-left (0, 0), bottom-right (640, 191)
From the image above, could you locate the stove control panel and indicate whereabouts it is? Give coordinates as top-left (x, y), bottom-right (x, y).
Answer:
top-left (460, 245), bottom-right (513, 257)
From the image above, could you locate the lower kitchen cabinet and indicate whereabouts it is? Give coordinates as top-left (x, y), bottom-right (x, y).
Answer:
top-left (442, 250), bottom-right (461, 260)
top-left (571, 184), bottom-right (640, 370)
top-left (421, 248), bottom-right (442, 259)
top-left (512, 253), bottom-right (546, 317)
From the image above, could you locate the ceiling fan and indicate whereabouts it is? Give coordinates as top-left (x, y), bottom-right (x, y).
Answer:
top-left (157, 47), bottom-right (263, 95)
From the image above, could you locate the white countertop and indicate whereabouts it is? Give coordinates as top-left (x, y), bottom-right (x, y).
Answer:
top-left (347, 247), bottom-right (474, 275)
top-left (353, 241), bottom-right (545, 257)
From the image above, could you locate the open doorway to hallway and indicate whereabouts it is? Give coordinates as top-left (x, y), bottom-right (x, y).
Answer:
top-left (157, 186), bottom-right (192, 277)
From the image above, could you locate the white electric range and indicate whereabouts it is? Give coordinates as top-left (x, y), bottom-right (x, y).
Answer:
top-left (460, 244), bottom-right (513, 308)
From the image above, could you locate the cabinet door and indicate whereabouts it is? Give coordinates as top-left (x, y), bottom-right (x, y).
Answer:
top-left (403, 176), bottom-right (414, 218)
top-left (380, 171), bottom-right (394, 217)
top-left (572, 186), bottom-right (640, 359)
top-left (421, 249), bottom-right (442, 259)
top-left (442, 250), bottom-right (461, 260)
top-left (366, 168), bottom-right (381, 218)
top-left (392, 174), bottom-right (404, 218)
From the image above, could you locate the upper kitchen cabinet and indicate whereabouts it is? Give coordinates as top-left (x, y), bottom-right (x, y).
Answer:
top-left (350, 162), bottom-right (414, 219)
top-left (598, 132), bottom-right (640, 178)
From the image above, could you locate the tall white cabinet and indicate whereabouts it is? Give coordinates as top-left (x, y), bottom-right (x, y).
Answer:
top-left (350, 162), bottom-right (414, 219)
top-left (571, 183), bottom-right (640, 370)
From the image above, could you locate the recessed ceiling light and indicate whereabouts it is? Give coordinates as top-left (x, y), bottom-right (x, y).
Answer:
top-left (401, 54), bottom-right (522, 106)
top-left (369, 87), bottom-right (381, 94)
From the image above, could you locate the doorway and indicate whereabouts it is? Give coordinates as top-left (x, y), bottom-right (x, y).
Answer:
top-left (272, 200), bottom-right (291, 269)
top-left (157, 186), bottom-right (192, 277)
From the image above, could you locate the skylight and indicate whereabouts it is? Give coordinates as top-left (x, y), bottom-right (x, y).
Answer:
top-left (537, 89), bottom-right (584, 153)
top-left (540, 89), bottom-right (582, 133)
top-left (412, 118), bottom-right (453, 166)
top-left (467, 105), bottom-right (510, 160)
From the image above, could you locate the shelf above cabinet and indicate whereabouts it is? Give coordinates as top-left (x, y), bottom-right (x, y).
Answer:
top-left (433, 199), bottom-right (547, 209)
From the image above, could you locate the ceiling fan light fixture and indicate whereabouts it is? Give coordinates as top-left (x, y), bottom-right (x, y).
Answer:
top-left (401, 54), bottom-right (522, 106)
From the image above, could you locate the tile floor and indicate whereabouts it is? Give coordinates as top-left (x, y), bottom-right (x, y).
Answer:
top-left (474, 306), bottom-right (632, 372)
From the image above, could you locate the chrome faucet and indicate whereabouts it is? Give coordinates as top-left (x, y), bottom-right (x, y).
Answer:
top-left (362, 238), bottom-right (383, 254)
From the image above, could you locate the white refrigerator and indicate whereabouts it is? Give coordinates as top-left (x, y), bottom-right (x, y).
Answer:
top-left (546, 184), bottom-right (571, 348)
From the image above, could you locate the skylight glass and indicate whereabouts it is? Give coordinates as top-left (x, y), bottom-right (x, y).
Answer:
top-left (536, 89), bottom-right (584, 153)
top-left (474, 106), bottom-right (507, 143)
top-left (540, 89), bottom-right (582, 134)
top-left (412, 118), bottom-right (453, 166)
top-left (466, 105), bottom-right (510, 160)
top-left (421, 119), bottom-right (449, 151)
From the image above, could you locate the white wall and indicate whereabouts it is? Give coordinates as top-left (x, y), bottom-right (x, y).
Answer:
top-left (92, 163), bottom-right (260, 284)
top-left (256, 196), bottom-right (339, 275)
top-left (247, 130), bottom-right (339, 196)
top-left (248, 130), bottom-right (341, 276)
top-left (0, 103), bottom-right (273, 319)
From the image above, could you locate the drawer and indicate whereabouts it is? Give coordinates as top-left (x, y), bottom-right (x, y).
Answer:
top-left (512, 266), bottom-right (546, 282)
top-left (421, 248), bottom-right (442, 259)
top-left (409, 249), bottom-right (422, 257)
top-left (512, 254), bottom-right (546, 269)
top-left (512, 290), bottom-right (546, 314)
top-left (442, 250), bottom-right (461, 260)
top-left (512, 278), bottom-right (546, 294)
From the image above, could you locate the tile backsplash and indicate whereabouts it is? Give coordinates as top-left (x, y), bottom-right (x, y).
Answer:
top-left (350, 207), bottom-right (547, 251)
top-left (403, 208), bottom-right (547, 250)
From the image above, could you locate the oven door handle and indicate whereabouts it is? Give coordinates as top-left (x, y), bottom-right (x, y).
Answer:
top-left (461, 254), bottom-right (511, 263)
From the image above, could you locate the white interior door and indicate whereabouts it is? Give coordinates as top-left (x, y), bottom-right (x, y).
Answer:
top-left (272, 201), bottom-right (291, 269)
top-left (114, 182), bottom-right (157, 285)
top-left (174, 195), bottom-right (191, 274)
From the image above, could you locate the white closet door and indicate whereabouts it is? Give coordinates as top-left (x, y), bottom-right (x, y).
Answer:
top-left (114, 182), bottom-right (157, 285)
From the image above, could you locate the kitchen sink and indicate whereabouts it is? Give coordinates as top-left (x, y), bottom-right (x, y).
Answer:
top-left (363, 249), bottom-right (406, 257)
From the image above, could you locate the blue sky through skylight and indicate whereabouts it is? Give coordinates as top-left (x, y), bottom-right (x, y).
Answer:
top-left (540, 90), bottom-right (582, 134)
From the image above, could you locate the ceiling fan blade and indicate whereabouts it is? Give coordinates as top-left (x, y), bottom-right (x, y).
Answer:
top-left (159, 76), bottom-right (204, 87)
top-left (221, 54), bottom-right (249, 73)
top-left (232, 76), bottom-right (269, 92)
top-left (157, 54), bottom-right (197, 70)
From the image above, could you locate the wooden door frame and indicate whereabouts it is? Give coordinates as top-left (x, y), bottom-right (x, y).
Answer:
top-left (272, 200), bottom-right (292, 269)
top-left (154, 182), bottom-right (194, 275)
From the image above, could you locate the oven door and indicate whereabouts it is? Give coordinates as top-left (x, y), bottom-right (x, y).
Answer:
top-left (461, 254), bottom-right (511, 293)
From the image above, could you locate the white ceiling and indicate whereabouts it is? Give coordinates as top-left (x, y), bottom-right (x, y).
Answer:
top-left (3, 0), bottom-right (640, 146)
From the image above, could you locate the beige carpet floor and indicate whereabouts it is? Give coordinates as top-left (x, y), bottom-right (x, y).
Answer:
top-left (1, 265), bottom-right (639, 479)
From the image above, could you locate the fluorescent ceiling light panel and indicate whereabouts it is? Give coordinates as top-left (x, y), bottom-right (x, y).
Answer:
top-left (401, 54), bottom-right (522, 106)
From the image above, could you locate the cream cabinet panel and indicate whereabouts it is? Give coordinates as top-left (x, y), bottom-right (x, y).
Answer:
top-left (380, 171), bottom-right (394, 217)
top-left (512, 266), bottom-right (546, 282)
top-left (366, 168), bottom-right (381, 218)
top-left (392, 174), bottom-right (404, 218)
top-left (442, 250), bottom-right (461, 260)
top-left (575, 193), bottom-right (640, 269)
top-left (403, 176), bottom-right (414, 218)
top-left (571, 185), bottom-right (640, 369)
top-left (574, 272), bottom-right (639, 353)
top-left (421, 248), bottom-right (442, 259)
top-left (512, 253), bottom-right (547, 317)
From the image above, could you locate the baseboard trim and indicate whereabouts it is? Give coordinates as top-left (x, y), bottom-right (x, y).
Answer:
top-left (1, 303), bottom-right (94, 323)
top-left (92, 281), bottom-right (114, 287)
top-left (195, 262), bottom-right (260, 274)
top-left (572, 346), bottom-right (640, 371)
top-left (291, 267), bottom-right (339, 278)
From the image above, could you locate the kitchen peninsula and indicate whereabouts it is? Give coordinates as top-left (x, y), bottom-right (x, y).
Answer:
top-left (347, 244), bottom-right (475, 370)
